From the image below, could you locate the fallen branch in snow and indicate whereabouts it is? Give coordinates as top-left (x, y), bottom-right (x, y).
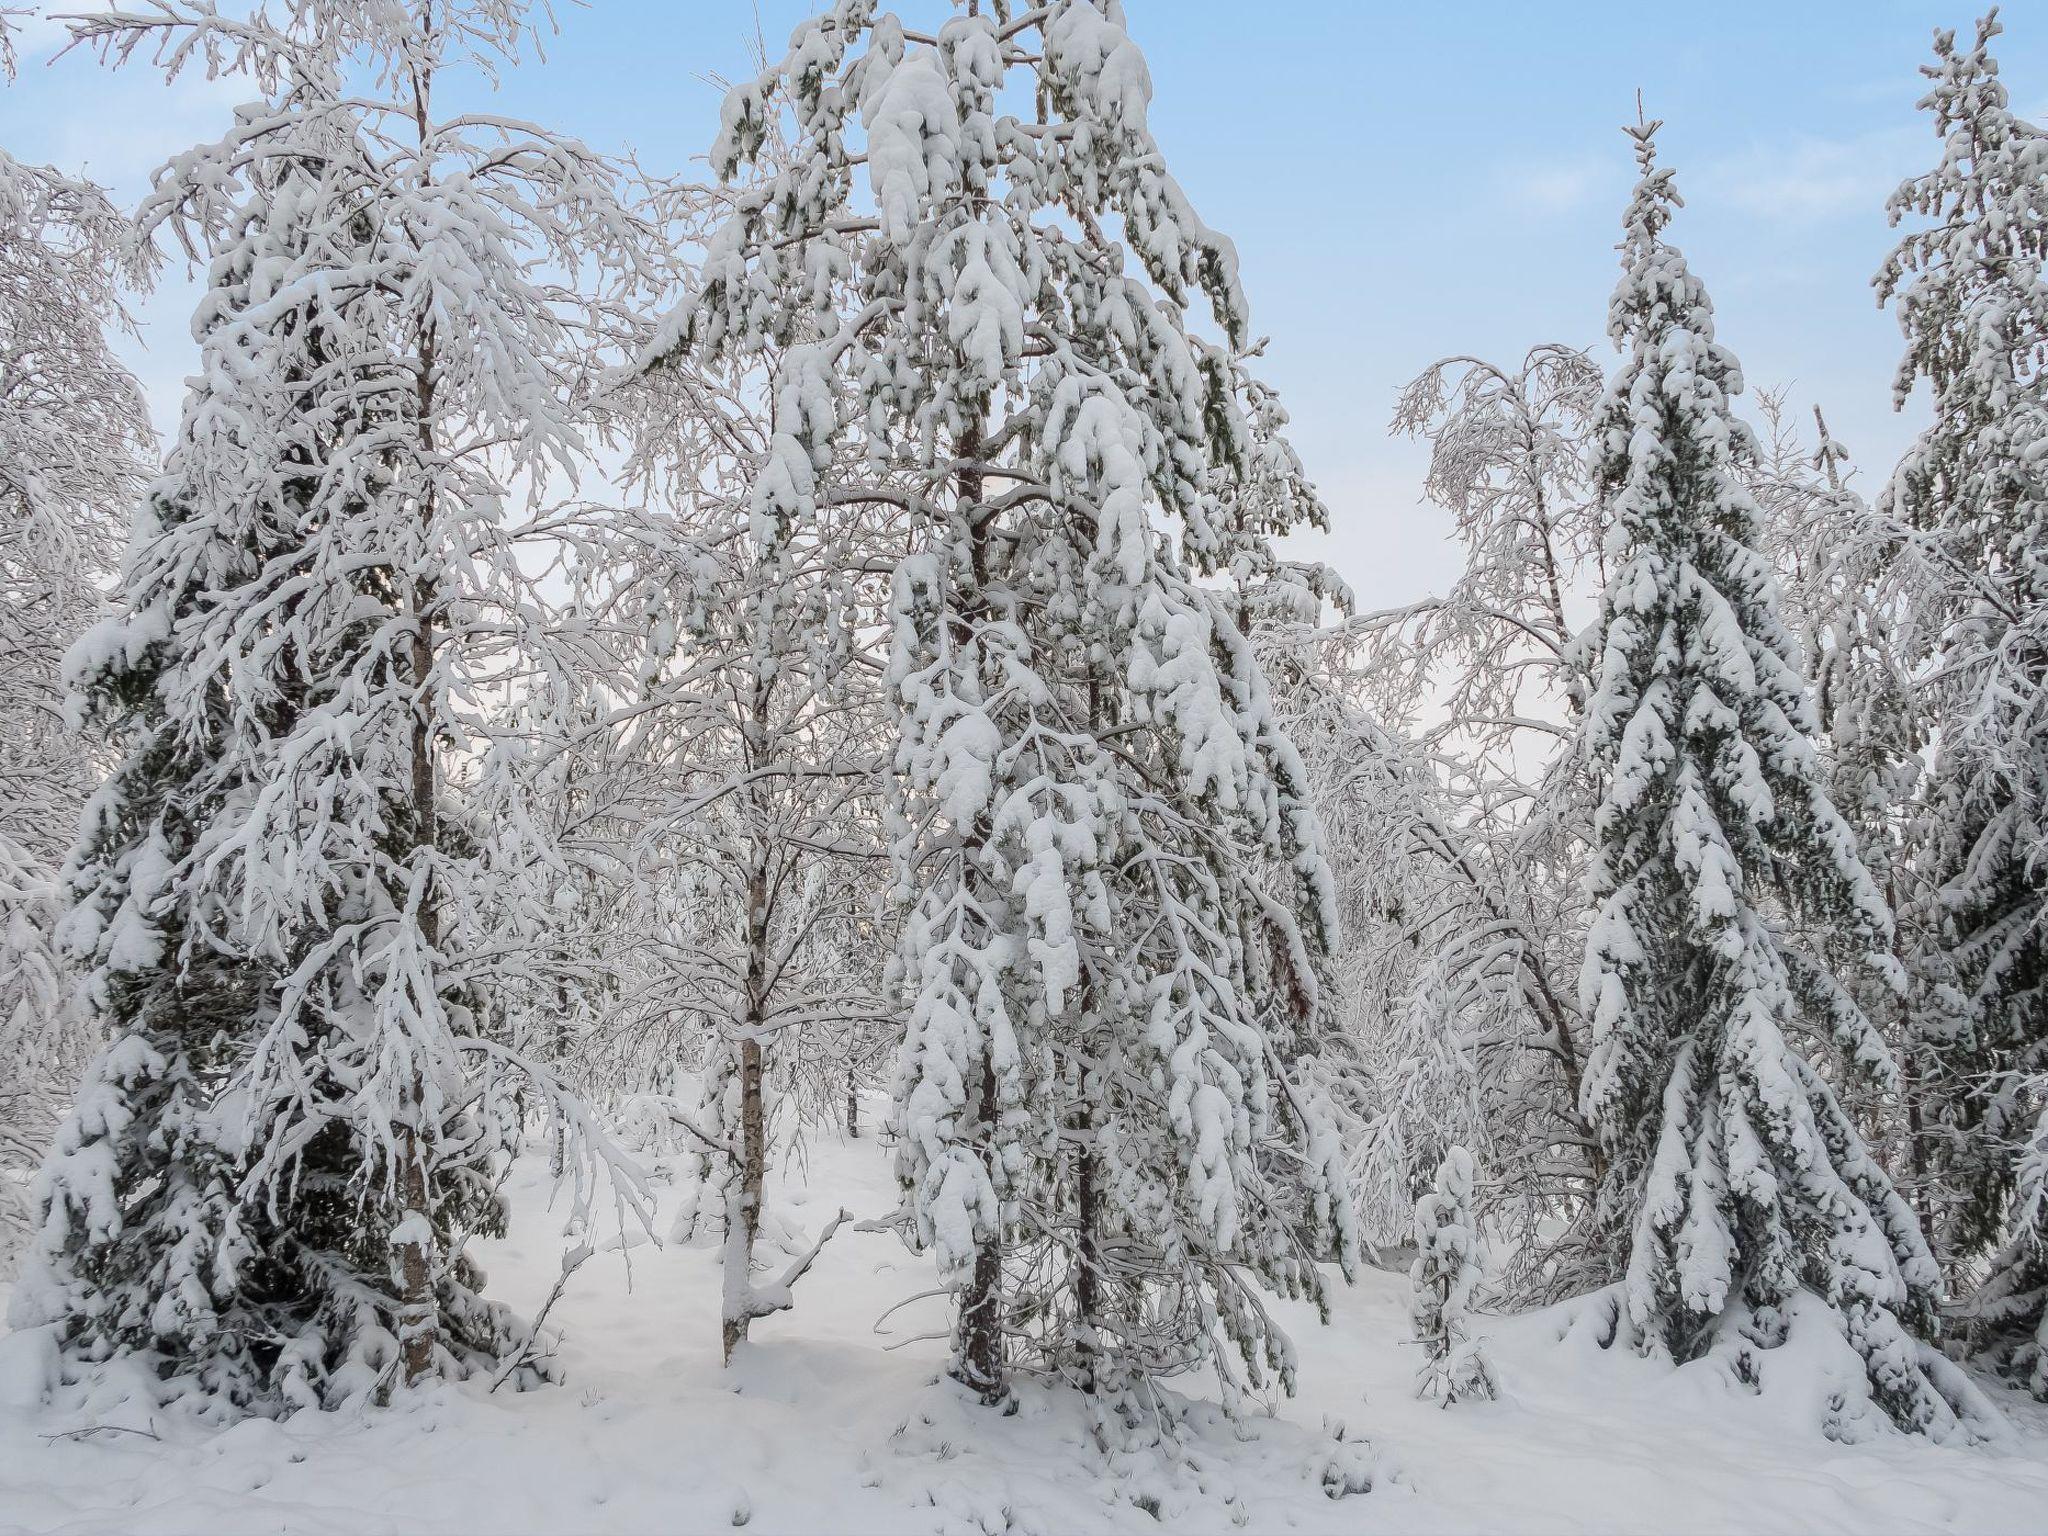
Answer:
top-left (880, 1330), bottom-right (952, 1352)
top-left (871, 1286), bottom-right (956, 1339)
top-left (739, 1208), bottom-right (851, 1321)
top-left (39, 1423), bottom-right (160, 1443)
top-left (490, 1243), bottom-right (594, 1394)
top-left (852, 1206), bottom-right (916, 1237)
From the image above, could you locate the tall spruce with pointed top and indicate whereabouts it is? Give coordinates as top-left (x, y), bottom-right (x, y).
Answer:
top-left (1576, 120), bottom-right (1991, 1440)
top-left (662, 0), bottom-right (1355, 1414)
top-left (1873, 10), bottom-right (2048, 1394)
top-left (11, 0), bottom-right (651, 1417)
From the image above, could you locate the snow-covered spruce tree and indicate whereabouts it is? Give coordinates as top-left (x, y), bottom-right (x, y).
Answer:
top-left (1575, 120), bottom-right (1990, 1440)
top-left (11, 1), bottom-right (651, 1416)
top-left (0, 18), bottom-right (157, 1265)
top-left (665, 2), bottom-right (1356, 1412)
top-left (1409, 1146), bottom-right (1497, 1405)
top-left (1873, 11), bottom-right (2048, 1391)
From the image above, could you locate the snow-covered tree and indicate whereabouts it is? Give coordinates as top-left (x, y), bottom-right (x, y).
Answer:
top-left (1748, 398), bottom-right (1939, 1225)
top-left (0, 840), bottom-right (93, 1269)
top-left (1409, 1145), bottom-right (1497, 1405)
top-left (1264, 344), bottom-right (1609, 1300)
top-left (1384, 343), bottom-right (1606, 744)
top-left (9, 0), bottom-right (651, 1417)
top-left (1873, 11), bottom-right (2048, 1392)
top-left (1305, 345), bottom-right (1615, 1297)
top-left (569, 356), bottom-right (900, 1361)
top-left (1577, 119), bottom-right (1989, 1440)
top-left (0, 17), bottom-right (156, 1266)
top-left (662, 1), bottom-right (1356, 1413)
top-left (1246, 577), bottom-right (1585, 1293)
top-left (1254, 600), bottom-right (1483, 1253)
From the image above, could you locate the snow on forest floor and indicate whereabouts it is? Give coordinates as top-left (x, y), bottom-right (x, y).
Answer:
top-left (6, 1122), bottom-right (2048, 1536)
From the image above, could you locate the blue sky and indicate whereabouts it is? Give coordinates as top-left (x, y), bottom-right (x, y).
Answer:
top-left (5, 1), bottom-right (2042, 607)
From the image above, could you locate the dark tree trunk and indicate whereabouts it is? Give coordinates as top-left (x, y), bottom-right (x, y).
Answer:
top-left (949, 420), bottom-right (1007, 1406)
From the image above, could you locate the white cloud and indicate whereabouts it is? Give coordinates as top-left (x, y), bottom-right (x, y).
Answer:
top-left (1497, 156), bottom-right (1612, 216)
top-left (1696, 126), bottom-right (1921, 228)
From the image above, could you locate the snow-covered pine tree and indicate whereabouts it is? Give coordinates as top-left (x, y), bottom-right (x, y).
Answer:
top-left (1409, 1145), bottom-right (1497, 1405)
top-left (10, 0), bottom-right (651, 1416)
top-left (1576, 118), bottom-right (1990, 1440)
top-left (1873, 10), bottom-right (2048, 1393)
top-left (662, 1), bottom-right (1356, 1413)
top-left (0, 18), bottom-right (156, 1266)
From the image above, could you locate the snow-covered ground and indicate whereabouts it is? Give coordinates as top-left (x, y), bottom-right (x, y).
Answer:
top-left (5, 1122), bottom-right (2048, 1536)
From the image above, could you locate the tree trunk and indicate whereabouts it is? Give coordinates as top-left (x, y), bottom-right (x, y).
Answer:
top-left (950, 419), bottom-right (1007, 1405)
top-left (397, 307), bottom-right (442, 1388)
top-left (721, 1032), bottom-right (767, 1363)
top-left (957, 1049), bottom-right (1006, 1402)
top-left (395, 1124), bottom-right (434, 1388)
top-left (1072, 675), bottom-right (1104, 1396)
top-left (724, 696), bottom-right (774, 1364)
top-left (1074, 1094), bottom-right (1102, 1396)
top-left (1884, 873), bottom-right (1939, 1253)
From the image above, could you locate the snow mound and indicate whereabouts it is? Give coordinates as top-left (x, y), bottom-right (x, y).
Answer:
top-left (3, 1131), bottom-right (2045, 1535)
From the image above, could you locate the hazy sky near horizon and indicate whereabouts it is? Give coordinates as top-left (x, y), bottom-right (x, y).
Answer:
top-left (5, 1), bottom-right (2043, 609)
